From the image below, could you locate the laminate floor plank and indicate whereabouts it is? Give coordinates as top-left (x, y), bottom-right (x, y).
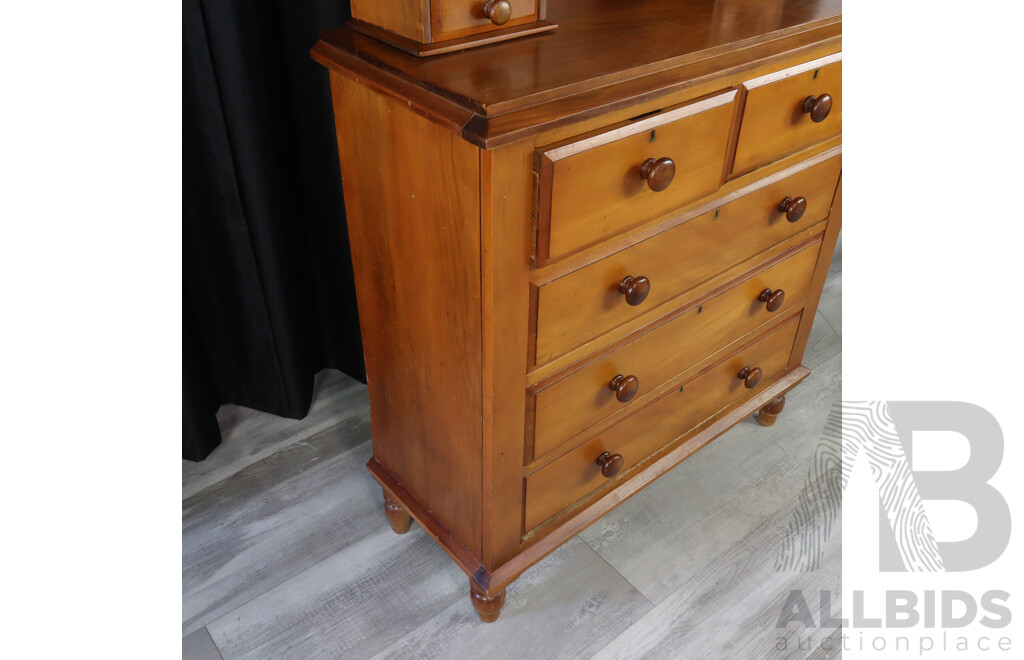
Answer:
top-left (182, 410), bottom-right (375, 636)
top-left (182, 370), bottom-right (366, 500)
top-left (589, 468), bottom-right (841, 659)
top-left (183, 627), bottom-right (224, 660)
top-left (370, 538), bottom-right (653, 660)
top-left (182, 237), bottom-right (842, 658)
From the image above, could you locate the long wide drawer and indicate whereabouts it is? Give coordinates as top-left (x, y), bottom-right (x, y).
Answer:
top-left (523, 314), bottom-right (801, 533)
top-left (535, 91), bottom-right (736, 264)
top-left (529, 239), bottom-right (821, 462)
top-left (534, 155), bottom-right (841, 364)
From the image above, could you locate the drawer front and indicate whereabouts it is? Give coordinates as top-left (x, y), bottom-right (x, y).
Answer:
top-left (536, 92), bottom-right (736, 264)
top-left (733, 54), bottom-right (842, 175)
top-left (524, 315), bottom-right (801, 533)
top-left (531, 240), bottom-right (821, 462)
top-left (535, 155), bottom-right (841, 363)
top-left (438, 0), bottom-right (537, 37)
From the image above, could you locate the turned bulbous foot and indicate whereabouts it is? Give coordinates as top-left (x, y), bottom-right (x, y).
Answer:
top-left (757, 395), bottom-right (787, 427)
top-left (383, 491), bottom-right (412, 534)
top-left (470, 580), bottom-right (506, 623)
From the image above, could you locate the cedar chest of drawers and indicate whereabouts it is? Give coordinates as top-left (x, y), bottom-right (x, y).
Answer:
top-left (312, 0), bottom-right (842, 622)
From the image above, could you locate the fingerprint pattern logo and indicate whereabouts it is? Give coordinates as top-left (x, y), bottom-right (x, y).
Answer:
top-left (776, 401), bottom-right (945, 572)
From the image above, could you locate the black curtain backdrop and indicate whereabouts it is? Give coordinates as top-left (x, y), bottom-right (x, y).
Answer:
top-left (183, 0), bottom-right (363, 461)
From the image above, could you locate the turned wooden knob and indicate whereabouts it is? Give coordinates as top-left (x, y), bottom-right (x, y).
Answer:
top-left (618, 275), bottom-right (650, 306)
top-left (596, 451), bottom-right (624, 478)
top-left (482, 0), bottom-right (512, 26)
top-left (609, 374), bottom-right (639, 403)
top-left (737, 366), bottom-right (762, 389)
top-left (640, 157), bottom-right (676, 192)
top-left (758, 288), bottom-right (785, 312)
top-left (802, 94), bottom-right (833, 123)
top-left (778, 196), bottom-right (807, 222)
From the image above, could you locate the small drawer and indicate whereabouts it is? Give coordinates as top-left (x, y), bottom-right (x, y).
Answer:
top-left (732, 53), bottom-right (842, 175)
top-left (529, 239), bottom-right (821, 462)
top-left (523, 314), bottom-right (801, 533)
top-left (536, 91), bottom-right (737, 264)
top-left (534, 155), bottom-right (841, 364)
top-left (439, 0), bottom-right (537, 36)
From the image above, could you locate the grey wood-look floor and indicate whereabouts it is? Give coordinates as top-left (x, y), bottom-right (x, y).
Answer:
top-left (183, 238), bottom-right (842, 660)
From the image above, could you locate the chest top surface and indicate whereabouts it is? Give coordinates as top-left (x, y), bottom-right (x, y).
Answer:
top-left (314, 0), bottom-right (841, 140)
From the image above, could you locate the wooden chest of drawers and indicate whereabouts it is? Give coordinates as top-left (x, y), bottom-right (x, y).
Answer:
top-left (313, 0), bottom-right (841, 622)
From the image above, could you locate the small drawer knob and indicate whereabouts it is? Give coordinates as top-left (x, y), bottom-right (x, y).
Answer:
top-left (758, 288), bottom-right (785, 312)
top-left (640, 157), bottom-right (676, 192)
top-left (737, 366), bottom-right (763, 389)
top-left (609, 374), bottom-right (640, 403)
top-left (596, 451), bottom-right (624, 478)
top-left (483, 0), bottom-right (512, 26)
top-left (619, 275), bottom-right (650, 306)
top-left (802, 94), bottom-right (833, 123)
top-left (778, 196), bottom-right (807, 222)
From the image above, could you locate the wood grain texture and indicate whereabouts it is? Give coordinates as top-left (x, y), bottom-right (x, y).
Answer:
top-left (438, 0), bottom-right (536, 38)
top-left (350, 0), bottom-right (428, 42)
top-left (530, 242), bottom-right (821, 462)
top-left (182, 411), bottom-right (373, 636)
top-left (480, 141), bottom-right (537, 567)
top-left (524, 315), bottom-right (801, 532)
top-left (329, 72), bottom-right (484, 557)
top-left (182, 246), bottom-right (839, 654)
top-left (535, 156), bottom-right (841, 363)
top-left (537, 93), bottom-right (736, 263)
top-left (579, 348), bottom-right (840, 606)
top-left (733, 56), bottom-right (843, 175)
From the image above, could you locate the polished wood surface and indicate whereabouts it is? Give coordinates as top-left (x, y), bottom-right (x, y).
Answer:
top-left (617, 275), bottom-right (651, 307)
top-left (536, 92), bottom-right (736, 263)
top-left (329, 74), bottom-right (484, 556)
top-left (350, 0), bottom-right (428, 42)
top-left (470, 580), bottom-right (506, 623)
top-left (524, 316), bottom-right (801, 533)
top-left (317, 0), bottom-right (841, 115)
top-left (314, 1), bottom-right (841, 623)
top-left (758, 287), bottom-right (786, 312)
top-left (732, 54), bottom-right (842, 175)
top-left (530, 241), bottom-right (820, 462)
top-left (534, 156), bottom-right (841, 363)
top-left (383, 490), bottom-right (413, 534)
top-left (756, 395), bottom-right (787, 427)
top-left (779, 195), bottom-right (807, 222)
top-left (609, 374), bottom-right (640, 404)
top-left (737, 365), bottom-right (763, 389)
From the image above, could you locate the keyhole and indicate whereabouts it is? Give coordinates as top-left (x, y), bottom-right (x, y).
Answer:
top-left (813, 69), bottom-right (819, 80)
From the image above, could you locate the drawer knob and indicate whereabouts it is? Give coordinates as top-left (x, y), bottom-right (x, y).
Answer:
top-left (596, 451), bottom-right (624, 478)
top-left (758, 288), bottom-right (785, 313)
top-left (778, 196), bottom-right (807, 223)
top-left (609, 374), bottom-right (640, 403)
top-left (619, 275), bottom-right (651, 306)
top-left (640, 157), bottom-right (676, 192)
top-left (737, 366), bottom-right (763, 389)
top-left (483, 0), bottom-right (512, 26)
top-left (802, 94), bottom-right (833, 123)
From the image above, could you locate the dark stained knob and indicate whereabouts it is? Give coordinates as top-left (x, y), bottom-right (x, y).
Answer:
top-left (802, 94), bottom-right (833, 123)
top-left (758, 288), bottom-right (785, 312)
top-left (640, 157), bottom-right (676, 192)
top-left (618, 275), bottom-right (650, 306)
top-left (778, 196), bottom-right (807, 223)
top-left (596, 451), bottom-right (624, 478)
top-left (737, 366), bottom-right (762, 389)
top-left (609, 374), bottom-right (639, 403)
top-left (482, 0), bottom-right (512, 26)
